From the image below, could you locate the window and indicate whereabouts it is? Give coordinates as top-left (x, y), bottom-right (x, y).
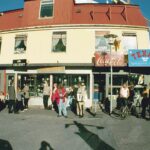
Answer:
top-left (40, 0), bottom-right (54, 18)
top-left (95, 31), bottom-right (110, 52)
top-left (122, 33), bottom-right (138, 54)
top-left (52, 31), bottom-right (66, 52)
top-left (0, 37), bottom-right (2, 54)
top-left (14, 35), bottom-right (27, 54)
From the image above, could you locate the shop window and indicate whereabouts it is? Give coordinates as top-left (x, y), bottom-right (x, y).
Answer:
top-left (53, 74), bottom-right (90, 98)
top-left (17, 74), bottom-right (50, 97)
top-left (122, 33), bottom-right (138, 54)
top-left (40, 0), bottom-right (54, 18)
top-left (112, 75), bottom-right (128, 86)
top-left (95, 31), bottom-right (110, 52)
top-left (0, 37), bottom-right (1, 54)
top-left (14, 35), bottom-right (27, 54)
top-left (52, 31), bottom-right (66, 52)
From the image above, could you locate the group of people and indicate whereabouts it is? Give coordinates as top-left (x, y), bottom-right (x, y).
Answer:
top-left (0, 81), bottom-right (30, 114)
top-left (42, 81), bottom-right (88, 118)
top-left (117, 82), bottom-right (150, 119)
top-left (0, 80), bottom-right (88, 117)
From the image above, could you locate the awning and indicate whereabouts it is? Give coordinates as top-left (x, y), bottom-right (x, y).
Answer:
top-left (37, 66), bottom-right (65, 74)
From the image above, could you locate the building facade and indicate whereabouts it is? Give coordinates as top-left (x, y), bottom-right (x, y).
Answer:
top-left (0, 0), bottom-right (149, 106)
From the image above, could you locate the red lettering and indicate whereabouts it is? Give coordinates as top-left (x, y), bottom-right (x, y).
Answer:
top-left (131, 53), bottom-right (136, 59)
top-left (136, 52), bottom-right (141, 58)
top-left (142, 50), bottom-right (147, 57)
top-left (95, 54), bottom-right (124, 66)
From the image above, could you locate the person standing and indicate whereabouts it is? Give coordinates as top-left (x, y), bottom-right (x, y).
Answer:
top-left (23, 83), bottom-right (30, 109)
top-left (141, 85), bottom-right (149, 118)
top-left (8, 81), bottom-right (16, 113)
top-left (0, 91), bottom-right (5, 111)
top-left (51, 83), bottom-right (58, 111)
top-left (43, 81), bottom-right (50, 109)
top-left (16, 87), bottom-right (24, 113)
top-left (55, 84), bottom-right (67, 118)
top-left (119, 83), bottom-right (130, 107)
top-left (76, 83), bottom-right (87, 118)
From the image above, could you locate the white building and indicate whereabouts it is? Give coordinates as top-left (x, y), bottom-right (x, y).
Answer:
top-left (0, 0), bottom-right (149, 107)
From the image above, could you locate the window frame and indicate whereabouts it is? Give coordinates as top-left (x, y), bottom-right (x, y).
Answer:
top-left (51, 31), bottom-right (67, 53)
top-left (95, 31), bottom-right (110, 52)
top-left (39, 0), bottom-right (54, 19)
top-left (14, 35), bottom-right (27, 54)
top-left (122, 32), bottom-right (138, 54)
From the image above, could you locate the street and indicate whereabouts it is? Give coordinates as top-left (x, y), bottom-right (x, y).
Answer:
top-left (0, 107), bottom-right (150, 150)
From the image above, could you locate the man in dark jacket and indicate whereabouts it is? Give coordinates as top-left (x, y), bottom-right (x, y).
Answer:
top-left (8, 81), bottom-right (16, 113)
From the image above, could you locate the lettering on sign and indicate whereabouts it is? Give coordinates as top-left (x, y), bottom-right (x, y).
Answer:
top-left (13, 59), bottom-right (27, 67)
top-left (94, 52), bottom-right (126, 67)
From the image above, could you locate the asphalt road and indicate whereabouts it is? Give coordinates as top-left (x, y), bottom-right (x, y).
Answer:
top-left (0, 107), bottom-right (150, 150)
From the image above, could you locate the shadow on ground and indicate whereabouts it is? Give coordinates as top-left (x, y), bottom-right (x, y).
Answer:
top-left (65, 121), bottom-right (115, 150)
top-left (0, 139), bottom-right (13, 150)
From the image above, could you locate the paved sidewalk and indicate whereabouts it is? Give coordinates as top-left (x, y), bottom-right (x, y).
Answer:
top-left (0, 107), bottom-right (150, 150)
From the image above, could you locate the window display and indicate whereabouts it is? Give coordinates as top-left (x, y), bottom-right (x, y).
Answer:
top-left (16, 74), bottom-right (90, 97)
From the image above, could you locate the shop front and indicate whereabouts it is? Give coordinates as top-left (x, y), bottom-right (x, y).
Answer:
top-left (5, 67), bottom-right (93, 107)
top-left (93, 51), bottom-right (147, 109)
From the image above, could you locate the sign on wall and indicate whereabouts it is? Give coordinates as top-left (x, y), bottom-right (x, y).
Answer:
top-left (128, 49), bottom-right (150, 67)
top-left (94, 51), bottom-right (126, 67)
top-left (13, 59), bottom-right (27, 67)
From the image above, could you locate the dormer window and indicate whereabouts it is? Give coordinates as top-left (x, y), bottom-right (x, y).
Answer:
top-left (40, 0), bottom-right (54, 18)
top-left (14, 35), bottom-right (27, 54)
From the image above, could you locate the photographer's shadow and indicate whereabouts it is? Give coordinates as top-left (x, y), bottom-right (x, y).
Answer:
top-left (65, 121), bottom-right (115, 150)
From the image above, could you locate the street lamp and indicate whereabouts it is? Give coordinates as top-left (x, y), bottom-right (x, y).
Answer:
top-left (104, 34), bottom-right (118, 114)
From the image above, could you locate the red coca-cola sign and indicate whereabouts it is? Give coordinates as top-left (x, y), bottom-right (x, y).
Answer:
top-left (94, 51), bottom-right (126, 66)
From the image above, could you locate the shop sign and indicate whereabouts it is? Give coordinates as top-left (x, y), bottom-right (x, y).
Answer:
top-left (37, 66), bottom-right (65, 73)
top-left (128, 49), bottom-right (150, 67)
top-left (13, 59), bottom-right (27, 67)
top-left (94, 52), bottom-right (126, 66)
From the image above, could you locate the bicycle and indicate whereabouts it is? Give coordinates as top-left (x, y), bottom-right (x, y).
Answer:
top-left (120, 100), bottom-right (134, 119)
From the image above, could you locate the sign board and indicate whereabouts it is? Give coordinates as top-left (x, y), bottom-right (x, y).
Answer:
top-left (94, 51), bottom-right (126, 67)
top-left (13, 59), bottom-right (27, 67)
top-left (37, 67), bottom-right (65, 74)
top-left (128, 49), bottom-right (150, 67)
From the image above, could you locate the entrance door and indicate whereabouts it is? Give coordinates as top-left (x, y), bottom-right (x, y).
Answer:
top-left (6, 74), bottom-right (15, 93)
top-left (94, 74), bottom-right (106, 102)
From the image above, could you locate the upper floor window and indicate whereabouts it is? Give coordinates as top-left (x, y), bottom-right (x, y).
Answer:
top-left (95, 31), bottom-right (110, 52)
top-left (14, 35), bottom-right (27, 54)
top-left (122, 33), bottom-right (137, 54)
top-left (0, 37), bottom-right (2, 54)
top-left (52, 31), bottom-right (66, 52)
top-left (40, 0), bottom-right (54, 18)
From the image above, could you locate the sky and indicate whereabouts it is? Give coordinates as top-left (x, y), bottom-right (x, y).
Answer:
top-left (0, 0), bottom-right (150, 20)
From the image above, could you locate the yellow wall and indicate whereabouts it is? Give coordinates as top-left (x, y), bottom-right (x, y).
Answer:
top-left (0, 26), bottom-right (149, 65)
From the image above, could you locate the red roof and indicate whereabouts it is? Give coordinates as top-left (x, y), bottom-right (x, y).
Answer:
top-left (0, 0), bottom-right (148, 31)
